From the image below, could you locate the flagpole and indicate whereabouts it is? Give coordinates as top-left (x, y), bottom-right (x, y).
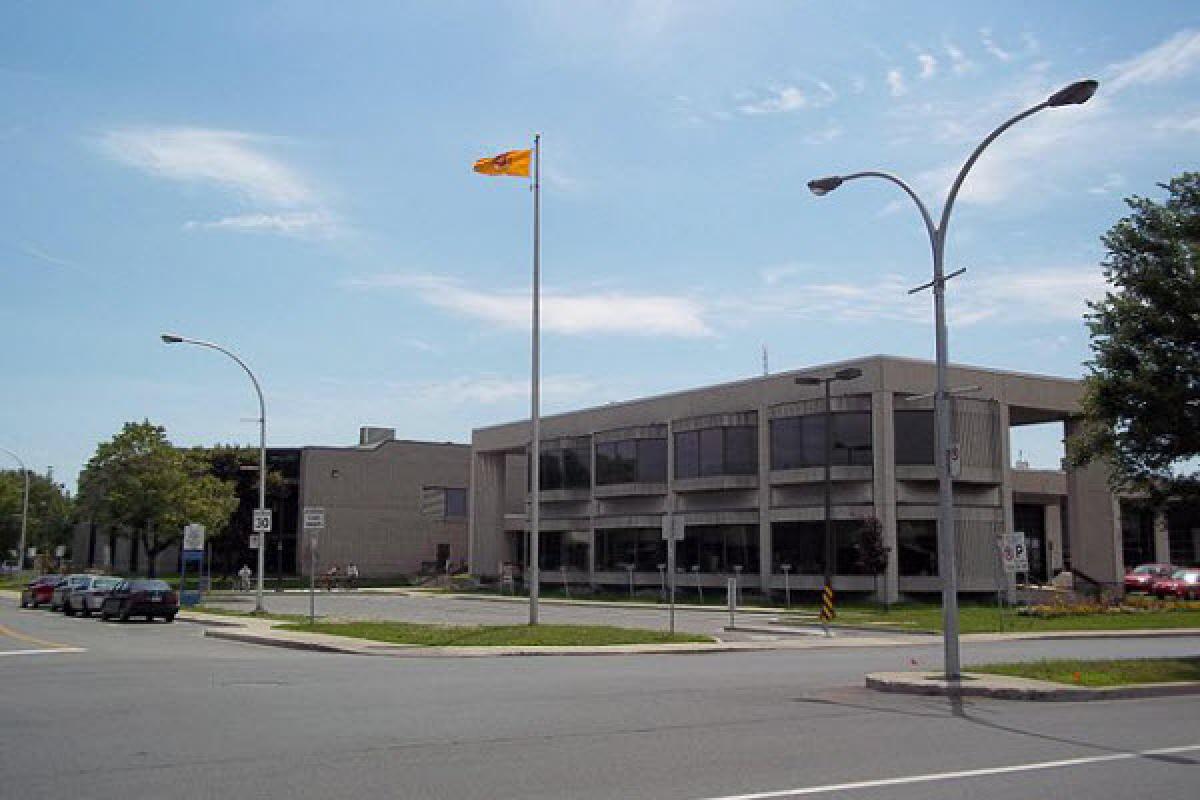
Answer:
top-left (529, 133), bottom-right (541, 625)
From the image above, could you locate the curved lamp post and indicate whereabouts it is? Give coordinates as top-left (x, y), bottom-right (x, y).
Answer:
top-left (805, 79), bottom-right (1098, 679)
top-left (0, 447), bottom-right (29, 576)
top-left (161, 333), bottom-right (268, 613)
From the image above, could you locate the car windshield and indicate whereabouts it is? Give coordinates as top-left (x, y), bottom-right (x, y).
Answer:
top-left (1133, 565), bottom-right (1162, 574)
top-left (1171, 570), bottom-right (1189, 579)
top-left (131, 580), bottom-right (170, 591)
top-left (93, 578), bottom-right (121, 589)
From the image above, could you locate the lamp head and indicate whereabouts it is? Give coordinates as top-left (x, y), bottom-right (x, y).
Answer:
top-left (807, 176), bottom-right (844, 196)
top-left (794, 376), bottom-right (823, 386)
top-left (160, 333), bottom-right (184, 344)
top-left (1046, 79), bottom-right (1098, 108)
top-left (834, 367), bottom-right (863, 381)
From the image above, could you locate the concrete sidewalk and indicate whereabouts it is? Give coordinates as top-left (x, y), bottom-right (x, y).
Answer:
top-left (866, 670), bottom-right (1200, 701)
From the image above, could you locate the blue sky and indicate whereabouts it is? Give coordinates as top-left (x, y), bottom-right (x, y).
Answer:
top-left (2, 1), bottom-right (1198, 488)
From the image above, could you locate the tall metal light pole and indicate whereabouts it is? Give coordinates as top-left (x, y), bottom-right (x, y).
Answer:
top-left (796, 368), bottom-right (862, 627)
top-left (805, 79), bottom-right (1098, 678)
top-left (161, 333), bottom-right (268, 613)
top-left (0, 447), bottom-right (29, 576)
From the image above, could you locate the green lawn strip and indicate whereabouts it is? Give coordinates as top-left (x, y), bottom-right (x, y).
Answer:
top-left (275, 621), bottom-right (714, 647)
top-left (971, 657), bottom-right (1200, 687)
top-left (782, 603), bottom-right (1200, 634)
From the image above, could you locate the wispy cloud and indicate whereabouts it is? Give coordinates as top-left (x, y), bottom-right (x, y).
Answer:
top-left (347, 273), bottom-right (712, 338)
top-left (980, 28), bottom-right (1012, 61)
top-left (737, 80), bottom-right (835, 115)
top-left (1087, 172), bottom-right (1125, 195)
top-left (183, 211), bottom-right (336, 237)
top-left (917, 52), bottom-right (938, 79)
top-left (1153, 113), bottom-right (1200, 133)
top-left (886, 69), bottom-right (907, 96)
top-left (801, 123), bottom-right (842, 145)
top-left (1108, 29), bottom-right (1200, 91)
top-left (17, 243), bottom-right (77, 270)
top-left (945, 41), bottom-right (974, 74)
top-left (99, 126), bottom-right (313, 206)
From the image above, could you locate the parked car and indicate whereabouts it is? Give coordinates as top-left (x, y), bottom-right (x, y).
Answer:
top-left (1150, 569), bottom-right (1200, 600)
top-left (50, 574), bottom-right (94, 611)
top-left (1, 560), bottom-right (18, 575)
top-left (65, 575), bottom-right (122, 617)
top-left (19, 575), bottom-right (62, 608)
top-left (1124, 563), bottom-right (1176, 593)
top-left (100, 579), bottom-right (179, 622)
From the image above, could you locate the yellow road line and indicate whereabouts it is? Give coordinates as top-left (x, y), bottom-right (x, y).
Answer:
top-left (0, 621), bottom-right (75, 651)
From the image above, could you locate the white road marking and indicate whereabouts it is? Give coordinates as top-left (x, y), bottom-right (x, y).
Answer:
top-left (0, 647), bottom-right (86, 657)
top-left (694, 743), bottom-right (1200, 799)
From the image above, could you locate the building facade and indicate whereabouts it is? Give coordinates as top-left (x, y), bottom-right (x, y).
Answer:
top-left (469, 355), bottom-right (1200, 600)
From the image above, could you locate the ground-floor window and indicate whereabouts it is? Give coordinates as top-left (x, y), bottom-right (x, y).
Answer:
top-left (771, 520), bottom-right (874, 575)
top-left (898, 519), bottom-right (938, 576)
top-left (594, 528), bottom-right (664, 571)
top-left (679, 524), bottom-right (759, 573)
top-left (1167, 505), bottom-right (1200, 566)
top-left (1120, 502), bottom-right (1156, 569)
top-left (538, 531), bottom-right (590, 571)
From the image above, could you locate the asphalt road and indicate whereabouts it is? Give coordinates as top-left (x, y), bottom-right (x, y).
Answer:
top-left (3, 597), bottom-right (1199, 799)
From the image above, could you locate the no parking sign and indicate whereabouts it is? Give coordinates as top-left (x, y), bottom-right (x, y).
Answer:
top-left (1001, 532), bottom-right (1029, 573)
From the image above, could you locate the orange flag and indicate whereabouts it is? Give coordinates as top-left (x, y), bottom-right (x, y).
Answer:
top-left (473, 149), bottom-right (532, 177)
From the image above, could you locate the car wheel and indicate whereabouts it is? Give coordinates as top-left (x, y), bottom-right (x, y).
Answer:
top-left (119, 606), bottom-right (131, 623)
top-left (80, 605), bottom-right (91, 618)
top-left (19, 596), bottom-right (28, 608)
top-left (63, 598), bottom-right (73, 616)
top-left (164, 614), bottom-right (176, 623)
top-left (100, 608), bottom-right (111, 621)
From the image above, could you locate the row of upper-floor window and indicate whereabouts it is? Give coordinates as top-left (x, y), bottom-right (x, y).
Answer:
top-left (536, 410), bottom-right (939, 489)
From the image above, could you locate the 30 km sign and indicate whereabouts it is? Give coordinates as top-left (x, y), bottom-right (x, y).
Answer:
top-left (1001, 532), bottom-right (1029, 573)
top-left (252, 509), bottom-right (272, 533)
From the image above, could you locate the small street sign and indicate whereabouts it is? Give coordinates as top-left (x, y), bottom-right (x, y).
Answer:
top-left (1001, 532), bottom-right (1029, 573)
top-left (252, 509), bottom-right (272, 533)
top-left (947, 444), bottom-right (962, 478)
top-left (249, 533), bottom-right (262, 550)
top-left (182, 524), bottom-right (206, 552)
top-left (303, 507), bottom-right (326, 530)
top-left (661, 516), bottom-right (685, 541)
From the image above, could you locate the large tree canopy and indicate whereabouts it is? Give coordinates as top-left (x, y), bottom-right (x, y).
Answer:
top-left (77, 421), bottom-right (239, 575)
top-left (0, 470), bottom-right (73, 562)
top-left (1072, 173), bottom-right (1200, 502)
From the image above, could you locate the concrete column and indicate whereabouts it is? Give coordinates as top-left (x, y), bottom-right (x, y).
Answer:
top-left (998, 404), bottom-right (1016, 599)
top-left (468, 451), bottom-right (507, 578)
top-left (871, 390), bottom-right (899, 603)
top-left (1046, 501), bottom-right (1064, 574)
top-left (1064, 417), bottom-right (1124, 590)
top-left (1153, 511), bottom-right (1170, 564)
top-left (757, 405), bottom-right (773, 588)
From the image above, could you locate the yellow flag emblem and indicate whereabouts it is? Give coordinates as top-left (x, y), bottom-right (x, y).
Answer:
top-left (473, 149), bottom-right (532, 177)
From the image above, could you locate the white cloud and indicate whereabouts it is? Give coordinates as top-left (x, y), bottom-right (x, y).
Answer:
top-left (1153, 113), bottom-right (1200, 133)
top-left (18, 243), bottom-right (75, 269)
top-left (407, 374), bottom-right (598, 405)
top-left (347, 273), bottom-right (712, 338)
top-left (980, 28), bottom-right (1011, 61)
top-left (760, 264), bottom-right (805, 285)
top-left (1087, 173), bottom-right (1125, 195)
top-left (801, 124), bottom-right (842, 145)
top-left (849, 75), bottom-right (867, 94)
top-left (184, 211), bottom-right (335, 237)
top-left (886, 69), bottom-right (907, 97)
top-left (1108, 29), bottom-right (1200, 91)
top-left (945, 42), bottom-right (974, 74)
top-left (917, 52), bottom-right (938, 79)
top-left (99, 126), bottom-right (313, 206)
top-left (737, 81), bottom-right (835, 115)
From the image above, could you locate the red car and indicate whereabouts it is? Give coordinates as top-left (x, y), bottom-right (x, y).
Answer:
top-left (1124, 563), bottom-right (1176, 593)
top-left (19, 575), bottom-right (64, 608)
top-left (1151, 569), bottom-right (1200, 600)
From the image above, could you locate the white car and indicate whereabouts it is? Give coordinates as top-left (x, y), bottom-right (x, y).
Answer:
top-left (66, 575), bottom-right (122, 617)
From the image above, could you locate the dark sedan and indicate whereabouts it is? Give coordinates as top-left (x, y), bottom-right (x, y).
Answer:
top-left (99, 579), bottom-right (179, 622)
top-left (19, 575), bottom-right (63, 608)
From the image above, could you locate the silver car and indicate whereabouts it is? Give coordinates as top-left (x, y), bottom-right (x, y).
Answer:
top-left (66, 575), bottom-right (122, 617)
top-left (50, 574), bottom-right (92, 611)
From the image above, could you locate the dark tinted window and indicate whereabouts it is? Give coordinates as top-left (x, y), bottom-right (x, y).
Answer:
top-left (635, 439), bottom-right (667, 483)
top-left (596, 438), bottom-right (666, 485)
top-left (594, 528), bottom-right (665, 571)
top-left (674, 431), bottom-right (699, 479)
top-left (444, 488), bottom-right (467, 517)
top-left (675, 426), bottom-right (758, 478)
top-left (724, 426), bottom-right (758, 474)
top-left (898, 520), bottom-right (938, 576)
top-left (772, 413), bottom-right (872, 469)
top-left (894, 410), bottom-right (936, 465)
top-left (538, 439), bottom-right (591, 490)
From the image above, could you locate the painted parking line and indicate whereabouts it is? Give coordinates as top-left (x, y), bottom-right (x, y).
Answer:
top-left (0, 621), bottom-right (83, 653)
top-left (694, 743), bottom-right (1200, 799)
top-left (0, 647), bottom-right (86, 657)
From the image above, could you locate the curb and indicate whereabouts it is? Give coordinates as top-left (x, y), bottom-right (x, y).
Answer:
top-left (865, 671), bottom-right (1200, 701)
top-left (429, 592), bottom-right (788, 616)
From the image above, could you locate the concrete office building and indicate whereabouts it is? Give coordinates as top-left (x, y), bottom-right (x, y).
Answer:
top-left (297, 428), bottom-right (470, 579)
top-left (469, 355), bottom-right (1200, 601)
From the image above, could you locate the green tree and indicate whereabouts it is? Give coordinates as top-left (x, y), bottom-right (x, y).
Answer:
top-left (76, 421), bottom-right (239, 576)
top-left (1071, 173), bottom-right (1200, 502)
top-left (854, 517), bottom-right (890, 608)
top-left (0, 470), bottom-right (73, 562)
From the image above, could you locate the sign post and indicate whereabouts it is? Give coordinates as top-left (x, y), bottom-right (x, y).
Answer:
top-left (180, 524), bottom-right (206, 607)
top-left (303, 507), bottom-right (325, 624)
top-left (662, 515), bottom-right (683, 635)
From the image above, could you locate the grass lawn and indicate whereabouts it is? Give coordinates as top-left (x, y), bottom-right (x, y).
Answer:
top-left (782, 602), bottom-right (1200, 634)
top-left (971, 657), bottom-right (1200, 687)
top-left (274, 621), bottom-right (714, 647)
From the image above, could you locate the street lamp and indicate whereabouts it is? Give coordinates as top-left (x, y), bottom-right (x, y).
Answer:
top-left (161, 333), bottom-right (269, 613)
top-left (804, 78), bottom-right (1097, 678)
top-left (0, 447), bottom-right (29, 577)
top-left (796, 368), bottom-right (862, 628)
